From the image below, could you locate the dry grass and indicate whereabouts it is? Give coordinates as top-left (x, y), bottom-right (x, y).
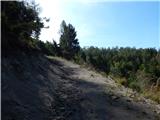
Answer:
top-left (143, 88), bottom-right (160, 104)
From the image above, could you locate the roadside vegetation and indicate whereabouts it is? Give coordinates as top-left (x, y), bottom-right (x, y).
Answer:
top-left (2, 0), bottom-right (160, 103)
top-left (75, 47), bottom-right (160, 103)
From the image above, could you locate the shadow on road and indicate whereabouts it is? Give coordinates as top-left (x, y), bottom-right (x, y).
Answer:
top-left (2, 55), bottom-right (159, 120)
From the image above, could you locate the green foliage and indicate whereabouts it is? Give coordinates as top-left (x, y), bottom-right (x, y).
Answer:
top-left (44, 41), bottom-right (55, 55)
top-left (53, 40), bottom-right (61, 56)
top-left (74, 49), bottom-right (86, 64)
top-left (59, 20), bottom-right (80, 59)
top-left (75, 47), bottom-right (160, 98)
top-left (143, 87), bottom-right (160, 103)
top-left (128, 81), bottom-right (141, 92)
top-left (1, 1), bottom-right (44, 53)
top-left (1, 1), bottom-right (60, 57)
top-left (35, 40), bottom-right (60, 56)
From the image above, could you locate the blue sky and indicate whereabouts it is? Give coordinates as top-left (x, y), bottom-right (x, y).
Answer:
top-left (36, 0), bottom-right (160, 49)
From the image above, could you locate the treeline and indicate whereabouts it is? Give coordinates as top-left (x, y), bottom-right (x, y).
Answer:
top-left (75, 47), bottom-right (160, 102)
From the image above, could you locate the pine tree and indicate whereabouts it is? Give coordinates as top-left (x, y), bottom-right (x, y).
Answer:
top-left (59, 20), bottom-right (80, 59)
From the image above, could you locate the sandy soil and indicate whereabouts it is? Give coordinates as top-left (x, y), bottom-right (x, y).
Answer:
top-left (2, 54), bottom-right (160, 120)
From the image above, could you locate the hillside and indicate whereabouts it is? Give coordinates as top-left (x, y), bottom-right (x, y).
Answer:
top-left (2, 54), bottom-right (160, 120)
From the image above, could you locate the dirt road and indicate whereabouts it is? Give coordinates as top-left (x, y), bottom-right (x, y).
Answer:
top-left (52, 57), bottom-right (160, 120)
top-left (2, 55), bottom-right (160, 120)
